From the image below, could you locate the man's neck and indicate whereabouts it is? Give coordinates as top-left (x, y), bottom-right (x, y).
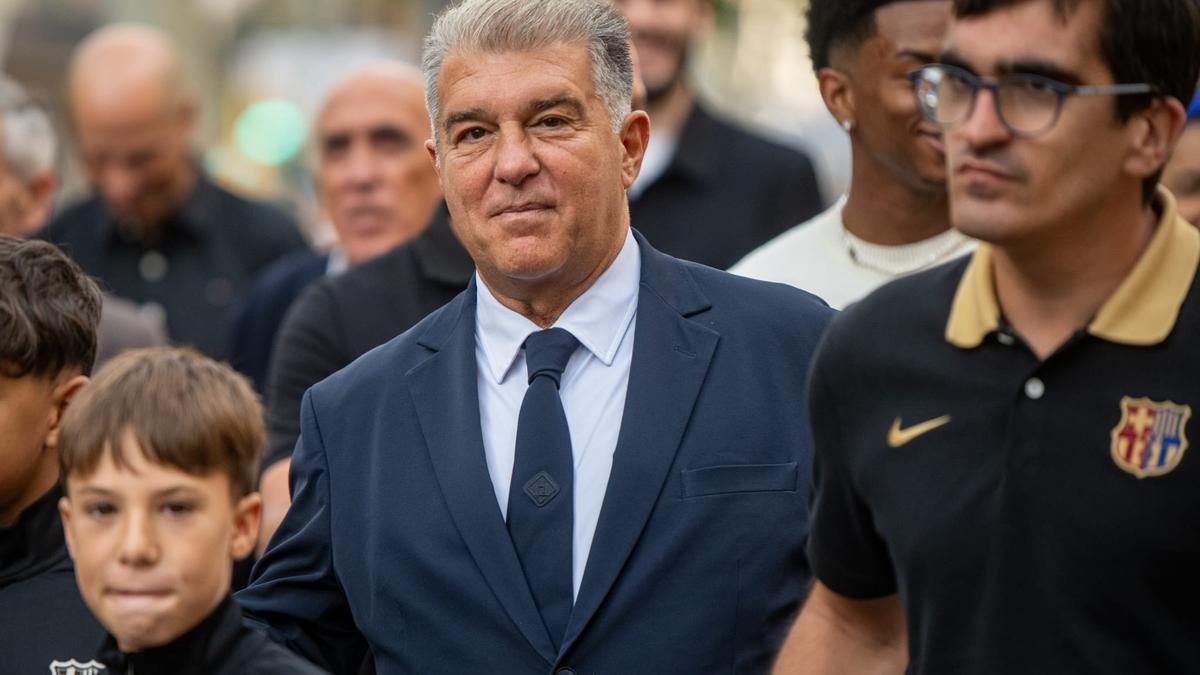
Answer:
top-left (481, 232), bottom-right (627, 329)
top-left (644, 80), bottom-right (696, 140)
top-left (0, 458), bottom-right (58, 528)
top-left (842, 148), bottom-right (951, 246)
top-left (992, 194), bottom-right (1157, 360)
top-left (119, 162), bottom-right (198, 242)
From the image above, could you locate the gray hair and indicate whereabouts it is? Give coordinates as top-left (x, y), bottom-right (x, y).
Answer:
top-left (422, 0), bottom-right (634, 143)
top-left (0, 78), bottom-right (55, 184)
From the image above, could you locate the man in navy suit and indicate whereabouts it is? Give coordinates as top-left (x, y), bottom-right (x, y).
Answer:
top-left (237, 0), bottom-right (832, 672)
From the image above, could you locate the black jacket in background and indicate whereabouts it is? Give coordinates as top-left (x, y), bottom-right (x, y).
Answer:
top-left (629, 102), bottom-right (824, 270)
top-left (227, 250), bottom-right (330, 393)
top-left (0, 484), bottom-right (106, 673)
top-left (262, 205), bottom-right (474, 470)
top-left (39, 173), bottom-right (308, 359)
top-left (95, 595), bottom-right (326, 674)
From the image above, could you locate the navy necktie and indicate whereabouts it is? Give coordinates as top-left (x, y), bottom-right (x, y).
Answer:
top-left (508, 327), bottom-right (578, 647)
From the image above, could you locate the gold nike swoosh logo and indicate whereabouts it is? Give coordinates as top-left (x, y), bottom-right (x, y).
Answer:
top-left (887, 415), bottom-right (952, 448)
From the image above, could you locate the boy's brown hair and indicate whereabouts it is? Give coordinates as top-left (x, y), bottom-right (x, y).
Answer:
top-left (0, 234), bottom-right (102, 378)
top-left (59, 347), bottom-right (264, 497)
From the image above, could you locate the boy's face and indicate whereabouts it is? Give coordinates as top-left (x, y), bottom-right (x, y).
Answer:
top-left (0, 371), bottom-right (86, 527)
top-left (59, 435), bottom-right (260, 653)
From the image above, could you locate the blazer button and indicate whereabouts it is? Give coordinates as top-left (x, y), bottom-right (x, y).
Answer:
top-left (555, 669), bottom-right (576, 675)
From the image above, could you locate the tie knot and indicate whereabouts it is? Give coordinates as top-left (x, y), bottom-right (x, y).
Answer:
top-left (523, 327), bottom-right (579, 388)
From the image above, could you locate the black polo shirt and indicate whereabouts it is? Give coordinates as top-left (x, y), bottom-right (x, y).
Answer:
top-left (40, 173), bottom-right (307, 358)
top-left (806, 188), bottom-right (1200, 674)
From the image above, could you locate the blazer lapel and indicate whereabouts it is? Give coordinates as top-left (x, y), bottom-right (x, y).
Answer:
top-left (406, 283), bottom-right (557, 664)
top-left (560, 235), bottom-right (719, 653)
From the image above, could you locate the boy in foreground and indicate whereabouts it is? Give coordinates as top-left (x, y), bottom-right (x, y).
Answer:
top-left (57, 347), bottom-right (326, 674)
top-left (0, 234), bottom-right (106, 672)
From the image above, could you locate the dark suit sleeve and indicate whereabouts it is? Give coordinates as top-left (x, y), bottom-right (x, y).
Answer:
top-left (804, 323), bottom-right (897, 599)
top-left (239, 390), bottom-right (367, 673)
top-left (262, 282), bottom-right (346, 470)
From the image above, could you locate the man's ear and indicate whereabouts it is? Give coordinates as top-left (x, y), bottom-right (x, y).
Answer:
top-left (1125, 95), bottom-right (1188, 181)
top-left (44, 374), bottom-right (88, 454)
top-left (174, 96), bottom-right (198, 138)
top-left (818, 66), bottom-right (856, 133)
top-left (59, 495), bottom-right (77, 559)
top-left (229, 492), bottom-right (263, 562)
top-left (23, 171), bottom-right (57, 236)
top-left (425, 138), bottom-right (439, 168)
top-left (619, 110), bottom-right (652, 190)
top-left (425, 138), bottom-right (445, 188)
top-left (692, 0), bottom-right (716, 37)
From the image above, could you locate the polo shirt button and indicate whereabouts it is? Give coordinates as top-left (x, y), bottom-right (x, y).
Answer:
top-left (1024, 377), bottom-right (1045, 400)
top-left (997, 332), bottom-right (1015, 346)
top-left (139, 250), bottom-right (168, 282)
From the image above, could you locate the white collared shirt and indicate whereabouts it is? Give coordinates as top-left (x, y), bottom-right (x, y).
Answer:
top-left (475, 229), bottom-right (640, 600)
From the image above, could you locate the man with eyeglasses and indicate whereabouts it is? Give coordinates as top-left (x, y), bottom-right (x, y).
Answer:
top-left (773, 1), bottom-right (1200, 673)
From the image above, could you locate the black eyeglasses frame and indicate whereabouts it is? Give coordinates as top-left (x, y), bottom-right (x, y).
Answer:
top-left (907, 63), bottom-right (1157, 138)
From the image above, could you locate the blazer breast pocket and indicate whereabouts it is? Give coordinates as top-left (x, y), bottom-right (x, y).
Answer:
top-left (679, 462), bottom-right (798, 498)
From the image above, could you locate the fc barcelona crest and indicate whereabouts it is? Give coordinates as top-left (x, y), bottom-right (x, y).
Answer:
top-left (1110, 396), bottom-right (1192, 479)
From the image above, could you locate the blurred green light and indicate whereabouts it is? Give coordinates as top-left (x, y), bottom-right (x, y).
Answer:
top-left (234, 99), bottom-right (306, 166)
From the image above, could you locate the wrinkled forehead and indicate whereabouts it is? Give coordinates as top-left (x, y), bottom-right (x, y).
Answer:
top-left (318, 89), bottom-right (428, 138)
top-left (436, 44), bottom-right (597, 117)
top-left (942, 0), bottom-right (1106, 79)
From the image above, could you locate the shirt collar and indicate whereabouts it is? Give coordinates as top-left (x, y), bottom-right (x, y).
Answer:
top-left (476, 228), bottom-right (641, 384)
top-left (0, 483), bottom-right (69, 586)
top-left (946, 186), bottom-right (1199, 348)
top-left (102, 168), bottom-right (213, 245)
top-left (96, 595), bottom-right (244, 674)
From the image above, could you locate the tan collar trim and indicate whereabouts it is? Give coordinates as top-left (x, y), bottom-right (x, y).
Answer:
top-left (1089, 187), bottom-right (1198, 345)
top-left (945, 186), bottom-right (1199, 349)
top-left (945, 244), bottom-right (999, 348)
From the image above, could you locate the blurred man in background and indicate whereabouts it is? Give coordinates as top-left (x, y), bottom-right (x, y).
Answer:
top-left (40, 22), bottom-right (306, 359)
top-left (733, 0), bottom-right (972, 309)
top-left (615, 0), bottom-right (824, 269)
top-left (0, 78), bottom-right (56, 238)
top-left (245, 62), bottom-right (449, 552)
top-left (1162, 93), bottom-right (1200, 224)
top-left (0, 75), bottom-right (166, 365)
top-left (229, 61), bottom-right (442, 393)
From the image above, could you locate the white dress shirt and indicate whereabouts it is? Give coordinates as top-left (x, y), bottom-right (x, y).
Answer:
top-left (475, 228), bottom-right (640, 599)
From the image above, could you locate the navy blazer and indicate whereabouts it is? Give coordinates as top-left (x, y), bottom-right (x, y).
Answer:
top-left (238, 233), bottom-right (833, 674)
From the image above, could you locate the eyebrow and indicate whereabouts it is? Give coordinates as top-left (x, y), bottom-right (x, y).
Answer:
top-left (938, 49), bottom-right (1084, 85)
top-left (530, 95), bottom-right (585, 118)
top-left (442, 95), bottom-right (587, 134)
top-left (74, 486), bottom-right (117, 498)
top-left (154, 486), bottom-right (204, 500)
top-left (443, 107), bottom-right (488, 134)
top-left (896, 49), bottom-right (938, 64)
top-left (72, 485), bottom-right (203, 500)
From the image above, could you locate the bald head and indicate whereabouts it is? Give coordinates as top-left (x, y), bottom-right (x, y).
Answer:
top-left (68, 23), bottom-right (196, 228)
top-left (314, 61), bottom-right (441, 266)
top-left (69, 23), bottom-right (185, 118)
top-left (318, 62), bottom-right (424, 126)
